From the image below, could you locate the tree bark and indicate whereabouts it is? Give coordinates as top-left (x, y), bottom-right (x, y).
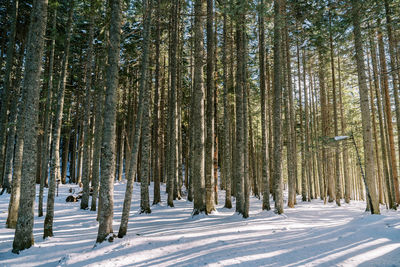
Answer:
top-left (0, 0), bottom-right (18, 187)
top-left (351, 0), bottom-right (380, 214)
top-left (259, 0), bottom-right (271, 211)
top-left (272, 0), bottom-right (284, 214)
top-left (81, 1), bottom-right (95, 210)
top-left (192, 0), bottom-right (206, 215)
top-left (222, 5), bottom-right (232, 209)
top-left (96, 0), bottom-right (121, 243)
top-left (44, 1), bottom-right (74, 238)
top-left (205, 0), bottom-right (215, 214)
top-left (12, 0), bottom-right (48, 254)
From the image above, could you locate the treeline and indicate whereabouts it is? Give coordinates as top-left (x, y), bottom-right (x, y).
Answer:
top-left (0, 0), bottom-right (399, 254)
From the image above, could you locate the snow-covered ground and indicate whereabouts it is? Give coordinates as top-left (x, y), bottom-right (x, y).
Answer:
top-left (0, 182), bottom-right (399, 267)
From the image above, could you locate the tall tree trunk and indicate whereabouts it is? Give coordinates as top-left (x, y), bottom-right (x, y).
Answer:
top-left (222, 5), bottom-right (232, 209)
top-left (0, 0), bottom-right (18, 187)
top-left (38, 5), bottom-right (57, 217)
top-left (337, 56), bottom-right (351, 204)
top-left (272, 0), bottom-right (284, 214)
top-left (167, 0), bottom-right (179, 207)
top-left (351, 0), bottom-right (380, 214)
top-left (118, 0), bottom-right (151, 237)
top-left (259, 0), bottom-right (271, 210)
top-left (81, 2), bottom-right (95, 210)
top-left (44, 1), bottom-right (74, 238)
top-left (91, 58), bottom-right (106, 211)
top-left (5, 43), bottom-right (25, 229)
top-left (12, 0), bottom-right (48, 254)
top-left (139, 0), bottom-right (153, 214)
top-left (329, 16), bottom-right (341, 206)
top-left (234, 0), bottom-right (245, 216)
top-left (205, 0), bottom-right (215, 214)
top-left (2, 40), bottom-right (24, 195)
top-left (192, 0), bottom-right (206, 215)
top-left (369, 29), bottom-right (394, 208)
top-left (96, 0), bottom-right (121, 243)
top-left (152, 0), bottom-right (161, 205)
top-left (377, 20), bottom-right (398, 206)
top-left (384, 0), bottom-right (400, 204)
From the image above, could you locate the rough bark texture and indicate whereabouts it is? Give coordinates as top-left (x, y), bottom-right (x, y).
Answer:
top-left (272, 0), bottom-right (284, 214)
top-left (192, 0), bottom-right (206, 215)
top-left (139, 0), bottom-right (152, 215)
top-left (81, 5), bottom-right (95, 210)
top-left (0, 0), bottom-right (18, 187)
top-left (39, 6), bottom-right (57, 217)
top-left (6, 47), bottom-right (25, 229)
top-left (351, 0), bottom-right (380, 214)
top-left (118, 0), bottom-right (151, 237)
top-left (44, 1), bottom-right (74, 238)
top-left (152, 0), bottom-right (161, 205)
top-left (369, 30), bottom-right (394, 208)
top-left (167, 0), bottom-right (179, 207)
top-left (12, 0), bottom-right (48, 254)
top-left (91, 77), bottom-right (105, 211)
top-left (337, 57), bottom-right (351, 204)
top-left (329, 20), bottom-right (341, 206)
top-left (377, 22), bottom-right (398, 207)
top-left (259, 0), bottom-right (271, 211)
top-left (96, 0), bottom-right (121, 243)
top-left (222, 6), bottom-right (232, 209)
top-left (234, 0), bottom-right (245, 216)
top-left (3, 42), bottom-right (24, 195)
top-left (205, 0), bottom-right (215, 214)
top-left (384, 0), bottom-right (400, 204)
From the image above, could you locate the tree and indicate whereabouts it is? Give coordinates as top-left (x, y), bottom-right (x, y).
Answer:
top-left (205, 0), bottom-right (215, 214)
top-left (351, 0), bottom-right (379, 214)
top-left (192, 0), bottom-right (206, 216)
top-left (272, 0), bottom-right (284, 214)
top-left (44, 0), bottom-right (74, 238)
top-left (12, 0), bottom-right (48, 254)
top-left (222, 1), bottom-right (232, 209)
top-left (96, 0), bottom-right (121, 243)
top-left (81, 0), bottom-right (95, 210)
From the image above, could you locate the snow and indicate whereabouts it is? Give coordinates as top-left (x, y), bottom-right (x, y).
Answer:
top-left (1, 182), bottom-right (400, 267)
top-left (334, 136), bottom-right (350, 141)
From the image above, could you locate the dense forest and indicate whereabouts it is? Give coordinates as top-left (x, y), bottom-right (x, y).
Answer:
top-left (0, 0), bottom-right (400, 255)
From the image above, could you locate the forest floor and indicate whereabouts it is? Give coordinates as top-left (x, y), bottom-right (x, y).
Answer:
top-left (0, 182), bottom-right (400, 267)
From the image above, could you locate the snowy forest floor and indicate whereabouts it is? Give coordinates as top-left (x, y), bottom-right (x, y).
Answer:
top-left (0, 182), bottom-right (400, 267)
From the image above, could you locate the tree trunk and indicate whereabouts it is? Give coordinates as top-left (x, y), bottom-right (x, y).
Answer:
top-left (377, 20), bottom-right (398, 206)
top-left (259, 0), bottom-right (270, 210)
top-left (5, 44), bottom-right (25, 229)
top-left (96, 0), bottom-right (121, 243)
top-left (205, 0), bottom-right (215, 214)
top-left (167, 0), bottom-right (179, 207)
top-left (192, 0), bottom-right (206, 215)
top-left (81, 1), bottom-right (95, 210)
top-left (272, 0), bottom-right (284, 214)
top-left (222, 5), bottom-right (232, 209)
top-left (118, 0), bottom-right (151, 237)
top-left (12, 0), bottom-right (48, 254)
top-left (329, 17), bottom-right (341, 206)
top-left (337, 56), bottom-right (351, 204)
top-left (38, 6), bottom-right (57, 217)
top-left (152, 0), bottom-right (161, 205)
top-left (384, 0), bottom-right (400, 204)
top-left (351, 0), bottom-right (380, 214)
top-left (44, 1), bottom-right (74, 238)
top-left (0, 0), bottom-right (18, 187)
top-left (139, 0), bottom-right (153, 214)
top-left (369, 29), bottom-right (394, 208)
